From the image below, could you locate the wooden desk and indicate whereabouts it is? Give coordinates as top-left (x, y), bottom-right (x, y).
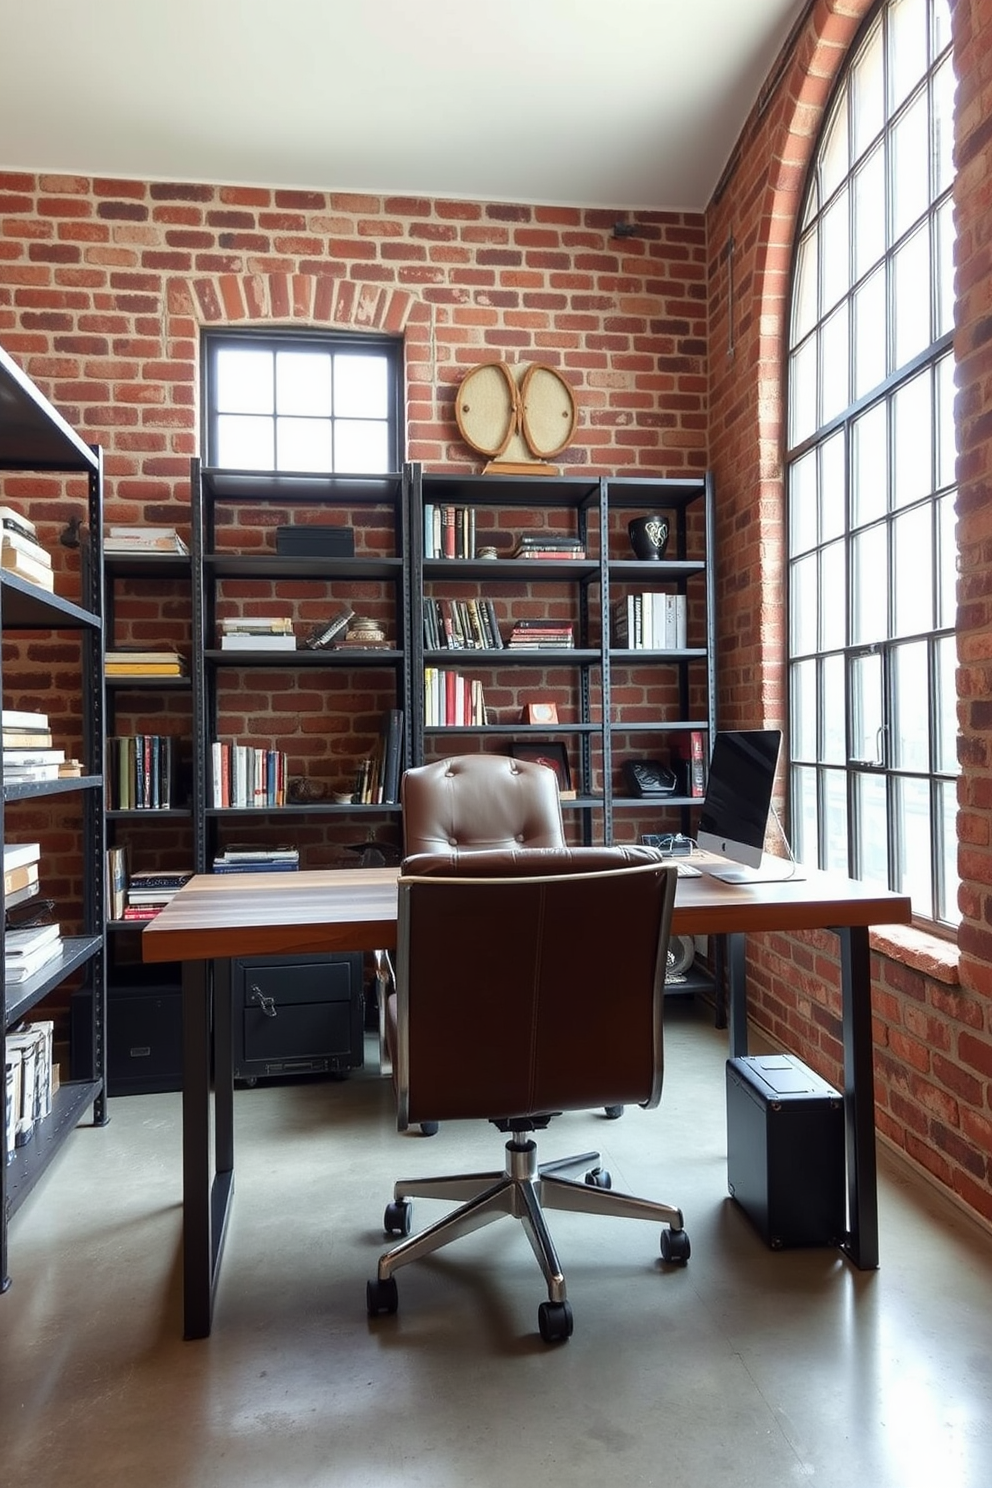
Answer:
top-left (143, 864), bottom-right (910, 1338)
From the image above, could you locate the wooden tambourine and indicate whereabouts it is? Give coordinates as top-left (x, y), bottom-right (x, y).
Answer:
top-left (455, 361), bottom-right (577, 474)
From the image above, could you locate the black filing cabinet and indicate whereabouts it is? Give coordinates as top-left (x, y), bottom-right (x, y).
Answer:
top-left (231, 951), bottom-right (365, 1084)
top-left (726, 1053), bottom-right (845, 1249)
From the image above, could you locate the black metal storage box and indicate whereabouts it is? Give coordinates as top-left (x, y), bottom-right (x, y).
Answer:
top-left (71, 979), bottom-right (183, 1096)
top-left (231, 951), bottom-right (364, 1084)
top-left (275, 524), bottom-right (354, 557)
top-left (726, 1054), bottom-right (845, 1249)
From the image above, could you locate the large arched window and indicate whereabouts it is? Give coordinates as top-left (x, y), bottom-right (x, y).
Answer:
top-left (786, 0), bottom-right (957, 927)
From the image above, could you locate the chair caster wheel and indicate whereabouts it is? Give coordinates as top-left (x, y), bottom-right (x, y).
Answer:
top-left (584, 1166), bottom-right (612, 1189)
top-left (367, 1276), bottom-right (399, 1316)
top-left (661, 1227), bottom-right (691, 1264)
top-left (419, 1121), bottom-right (439, 1136)
top-left (603, 1104), bottom-right (624, 1120)
top-left (538, 1299), bottom-right (573, 1343)
top-left (384, 1199), bottom-right (412, 1236)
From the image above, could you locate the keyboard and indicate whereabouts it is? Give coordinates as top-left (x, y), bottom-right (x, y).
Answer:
top-left (674, 860), bottom-right (702, 878)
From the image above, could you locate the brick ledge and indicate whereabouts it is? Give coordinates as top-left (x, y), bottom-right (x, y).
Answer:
top-left (870, 923), bottom-right (959, 984)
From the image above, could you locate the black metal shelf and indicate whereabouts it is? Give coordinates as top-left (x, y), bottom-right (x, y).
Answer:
top-left (203, 647), bottom-right (403, 667)
top-left (3, 773), bottom-right (103, 803)
top-left (3, 1081), bottom-right (103, 1221)
top-left (205, 555), bottom-right (403, 581)
top-left (5, 935), bottom-right (104, 1025)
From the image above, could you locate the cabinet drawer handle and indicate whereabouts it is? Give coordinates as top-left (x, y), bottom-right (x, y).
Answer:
top-left (250, 984), bottom-right (278, 1018)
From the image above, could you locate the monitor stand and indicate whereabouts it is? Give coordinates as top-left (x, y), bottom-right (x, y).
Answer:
top-left (706, 856), bottom-right (806, 885)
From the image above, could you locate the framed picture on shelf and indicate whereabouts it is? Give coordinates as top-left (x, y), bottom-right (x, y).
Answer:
top-left (509, 740), bottom-right (576, 799)
top-left (524, 701), bottom-right (559, 725)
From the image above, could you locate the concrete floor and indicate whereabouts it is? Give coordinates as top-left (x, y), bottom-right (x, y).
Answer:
top-left (3, 997), bottom-right (991, 1488)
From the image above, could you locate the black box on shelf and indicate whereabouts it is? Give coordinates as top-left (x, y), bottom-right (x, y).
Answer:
top-left (726, 1053), bottom-right (845, 1249)
top-left (71, 977), bottom-right (183, 1096)
top-left (275, 525), bottom-right (354, 558)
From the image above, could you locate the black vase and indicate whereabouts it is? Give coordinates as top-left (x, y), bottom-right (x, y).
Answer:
top-left (628, 514), bottom-right (670, 560)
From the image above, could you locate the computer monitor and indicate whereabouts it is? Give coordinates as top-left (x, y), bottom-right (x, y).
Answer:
top-left (697, 729), bottom-right (791, 882)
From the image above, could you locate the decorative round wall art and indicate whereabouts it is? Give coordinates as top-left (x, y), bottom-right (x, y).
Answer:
top-left (454, 360), bottom-right (578, 474)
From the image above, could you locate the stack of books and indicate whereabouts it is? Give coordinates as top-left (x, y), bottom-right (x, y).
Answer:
top-left (0, 506), bottom-right (55, 591)
top-left (3, 842), bottom-right (40, 910)
top-left (103, 525), bottom-right (189, 555)
top-left (105, 649), bottom-right (187, 677)
top-left (122, 868), bottom-right (194, 921)
top-left (219, 617), bottom-right (296, 651)
top-left (4, 921), bottom-right (62, 985)
top-left (423, 504), bottom-right (477, 559)
top-left (507, 619), bottom-right (575, 650)
top-left (212, 844), bottom-right (300, 874)
top-left (423, 597), bottom-right (503, 651)
top-left (352, 708), bottom-right (404, 805)
top-left (5, 1020), bottom-right (55, 1151)
top-left (3, 708), bottom-right (66, 780)
top-left (610, 594), bottom-right (687, 650)
top-left (510, 534), bottom-right (586, 560)
top-left (423, 670), bottom-right (487, 727)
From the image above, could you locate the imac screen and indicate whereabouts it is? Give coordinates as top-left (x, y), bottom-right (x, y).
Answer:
top-left (697, 729), bottom-right (782, 872)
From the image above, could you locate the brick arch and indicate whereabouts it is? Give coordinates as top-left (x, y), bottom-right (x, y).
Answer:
top-left (187, 270), bottom-right (419, 335)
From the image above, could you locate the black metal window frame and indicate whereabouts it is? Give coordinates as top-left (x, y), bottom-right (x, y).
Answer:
top-left (202, 327), bottom-right (404, 474)
top-left (785, 0), bottom-right (958, 928)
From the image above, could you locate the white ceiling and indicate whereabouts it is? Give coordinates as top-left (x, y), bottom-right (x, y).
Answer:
top-left (0, 0), bottom-right (809, 213)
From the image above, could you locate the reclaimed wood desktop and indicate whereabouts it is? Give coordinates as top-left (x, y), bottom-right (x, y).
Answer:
top-left (142, 864), bottom-right (910, 1338)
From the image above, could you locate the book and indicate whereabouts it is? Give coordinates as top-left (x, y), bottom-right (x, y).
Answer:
top-left (2, 728), bottom-right (55, 748)
top-left (304, 608), bottom-right (356, 649)
top-left (105, 662), bottom-right (186, 676)
top-left (122, 905), bottom-right (167, 920)
top-left (3, 842), bottom-right (40, 872)
top-left (216, 844), bottom-right (298, 862)
top-left (3, 763), bottom-right (61, 781)
top-left (1, 709), bottom-right (48, 731)
top-left (4, 861), bottom-right (39, 896)
top-left (4, 881), bottom-right (40, 911)
top-left (0, 505), bottom-right (37, 540)
top-left (105, 649), bottom-right (185, 664)
top-left (104, 526), bottom-right (189, 554)
top-left (2, 528), bottom-right (52, 566)
top-left (381, 708), bottom-right (404, 805)
top-left (106, 844), bottom-right (128, 920)
top-left (1, 545), bottom-right (55, 590)
top-left (220, 633), bottom-right (297, 650)
top-left (219, 616), bottom-right (294, 633)
top-left (210, 860), bottom-right (300, 873)
top-left (3, 936), bottom-right (62, 984)
top-left (4, 921), bottom-right (60, 959)
top-left (127, 869), bottom-right (193, 890)
top-left (3, 748), bottom-right (65, 766)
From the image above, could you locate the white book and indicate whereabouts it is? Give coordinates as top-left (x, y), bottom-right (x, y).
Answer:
top-left (4, 937), bottom-right (62, 983)
top-left (3, 748), bottom-right (65, 765)
top-left (220, 634), bottom-right (296, 650)
top-left (3, 763), bottom-right (60, 780)
top-left (1, 527), bottom-right (51, 565)
top-left (1, 710), bottom-right (48, 731)
top-left (3, 842), bottom-right (40, 871)
top-left (5, 922), bottom-right (60, 958)
top-left (0, 504), bottom-right (36, 537)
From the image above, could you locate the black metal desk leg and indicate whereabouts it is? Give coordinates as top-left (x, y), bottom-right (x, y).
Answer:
top-left (837, 924), bottom-right (879, 1270)
top-left (727, 932), bottom-right (749, 1059)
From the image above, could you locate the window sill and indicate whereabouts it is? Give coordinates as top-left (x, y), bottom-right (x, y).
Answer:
top-left (869, 923), bottom-right (959, 985)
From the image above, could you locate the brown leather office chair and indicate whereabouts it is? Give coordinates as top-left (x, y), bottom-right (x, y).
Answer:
top-left (374, 754), bottom-right (569, 1121)
top-left (367, 846), bottom-right (688, 1343)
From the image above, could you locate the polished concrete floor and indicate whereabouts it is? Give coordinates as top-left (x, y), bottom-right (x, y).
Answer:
top-left (3, 997), bottom-right (991, 1488)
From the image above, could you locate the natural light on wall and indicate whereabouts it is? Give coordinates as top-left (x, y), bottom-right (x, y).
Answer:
top-left (786, 0), bottom-right (958, 927)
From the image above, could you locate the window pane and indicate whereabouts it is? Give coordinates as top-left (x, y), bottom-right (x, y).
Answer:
top-left (216, 348), bottom-right (273, 414)
top-left (855, 771), bottom-right (889, 885)
top-left (851, 401), bottom-right (888, 527)
top-left (819, 102), bottom-right (850, 201)
top-left (890, 92), bottom-right (930, 243)
top-left (792, 658), bottom-right (817, 759)
top-left (851, 20), bottom-right (885, 160)
top-left (824, 768), bottom-right (850, 873)
top-left (937, 491), bottom-right (956, 629)
top-left (820, 305), bottom-right (850, 425)
top-left (789, 449), bottom-right (818, 556)
top-left (935, 634), bottom-right (959, 773)
top-left (892, 371), bottom-right (932, 508)
top-left (935, 196), bottom-right (955, 337)
top-left (851, 652), bottom-right (884, 764)
top-left (932, 54), bottom-right (955, 197)
top-left (276, 351), bottom-right (332, 416)
top-left (821, 187), bottom-right (851, 312)
top-left (895, 774), bottom-right (933, 914)
top-left (793, 764), bottom-right (819, 866)
top-left (936, 352), bottom-right (956, 489)
top-left (892, 640), bottom-right (929, 768)
top-left (853, 267), bottom-right (887, 399)
top-left (852, 524), bottom-right (888, 643)
top-left (790, 554), bottom-right (818, 655)
top-left (335, 420), bottom-right (390, 473)
top-left (892, 503), bottom-right (933, 635)
top-left (823, 653), bottom-right (846, 763)
top-left (938, 778), bottom-right (960, 925)
top-left (276, 416), bottom-right (333, 472)
top-left (793, 232), bottom-right (819, 342)
top-left (334, 354), bottom-right (389, 419)
top-left (789, 338), bottom-right (818, 447)
top-left (892, 226), bottom-right (932, 367)
top-left (888, 0), bottom-right (929, 112)
top-left (819, 431), bottom-right (846, 542)
top-left (820, 540), bottom-right (846, 650)
top-left (853, 146), bottom-right (886, 279)
top-left (216, 413), bottom-right (273, 469)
